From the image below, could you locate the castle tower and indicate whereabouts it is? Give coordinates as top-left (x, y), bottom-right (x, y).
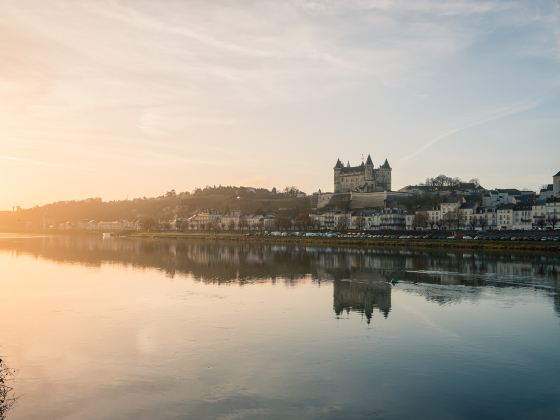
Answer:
top-left (334, 158), bottom-right (343, 193)
top-left (365, 154), bottom-right (374, 181)
top-left (378, 159), bottom-right (392, 191)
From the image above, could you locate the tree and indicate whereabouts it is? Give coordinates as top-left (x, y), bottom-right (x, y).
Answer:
top-left (442, 208), bottom-right (464, 230)
top-left (275, 215), bottom-right (292, 231)
top-left (355, 216), bottom-right (366, 231)
top-left (548, 212), bottom-right (558, 229)
top-left (139, 217), bottom-right (157, 231)
top-left (208, 218), bottom-right (220, 231)
top-left (283, 186), bottom-right (301, 197)
top-left (468, 178), bottom-right (480, 189)
top-left (423, 175), bottom-right (463, 191)
top-left (0, 357), bottom-right (15, 419)
top-left (228, 219), bottom-right (236, 231)
top-left (295, 213), bottom-right (312, 231)
top-left (336, 217), bottom-right (348, 232)
top-left (536, 216), bottom-right (547, 230)
top-left (413, 212), bottom-right (428, 230)
top-left (469, 215), bottom-right (478, 231)
top-left (179, 220), bottom-right (190, 232)
top-left (238, 216), bottom-right (249, 232)
top-left (478, 215), bottom-right (487, 231)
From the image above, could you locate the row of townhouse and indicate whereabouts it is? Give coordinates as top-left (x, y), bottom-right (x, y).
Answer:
top-left (310, 208), bottom-right (407, 231)
top-left (406, 199), bottom-right (560, 231)
top-left (183, 211), bottom-right (277, 231)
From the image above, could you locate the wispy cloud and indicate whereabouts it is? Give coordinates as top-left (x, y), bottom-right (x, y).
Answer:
top-left (400, 98), bottom-right (543, 162)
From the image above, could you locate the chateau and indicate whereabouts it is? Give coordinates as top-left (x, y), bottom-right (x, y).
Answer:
top-left (334, 154), bottom-right (392, 193)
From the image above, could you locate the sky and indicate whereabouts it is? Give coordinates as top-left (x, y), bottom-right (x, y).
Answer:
top-left (1, 0), bottom-right (559, 208)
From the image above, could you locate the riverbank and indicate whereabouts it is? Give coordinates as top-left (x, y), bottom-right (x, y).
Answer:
top-left (123, 231), bottom-right (560, 253)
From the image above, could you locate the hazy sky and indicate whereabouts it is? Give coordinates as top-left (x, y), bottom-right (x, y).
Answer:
top-left (1, 0), bottom-right (559, 208)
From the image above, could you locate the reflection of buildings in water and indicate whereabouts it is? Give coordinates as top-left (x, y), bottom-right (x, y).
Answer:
top-left (333, 279), bottom-right (391, 324)
top-left (1, 236), bottom-right (560, 315)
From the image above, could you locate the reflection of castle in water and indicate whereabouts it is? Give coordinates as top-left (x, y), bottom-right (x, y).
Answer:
top-left (334, 279), bottom-right (391, 324)
top-left (1, 236), bottom-right (559, 320)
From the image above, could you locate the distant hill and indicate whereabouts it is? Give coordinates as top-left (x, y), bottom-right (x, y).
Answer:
top-left (0, 186), bottom-right (310, 231)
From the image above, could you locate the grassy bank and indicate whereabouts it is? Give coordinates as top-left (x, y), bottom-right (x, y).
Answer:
top-left (123, 231), bottom-right (560, 254)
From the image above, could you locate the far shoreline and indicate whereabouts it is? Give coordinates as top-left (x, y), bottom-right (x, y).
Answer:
top-left (1, 230), bottom-right (559, 254)
top-left (119, 231), bottom-right (560, 254)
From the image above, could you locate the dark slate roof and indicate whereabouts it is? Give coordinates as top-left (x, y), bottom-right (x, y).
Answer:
top-left (497, 203), bottom-right (515, 210)
top-left (366, 154), bottom-right (373, 165)
top-left (340, 164), bottom-right (364, 174)
top-left (334, 158), bottom-right (343, 169)
top-left (381, 159), bottom-right (391, 169)
top-left (554, 171), bottom-right (560, 177)
top-left (496, 188), bottom-right (521, 195)
top-left (540, 184), bottom-right (553, 192)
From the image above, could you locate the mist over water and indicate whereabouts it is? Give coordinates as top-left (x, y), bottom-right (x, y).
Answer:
top-left (0, 235), bottom-right (559, 419)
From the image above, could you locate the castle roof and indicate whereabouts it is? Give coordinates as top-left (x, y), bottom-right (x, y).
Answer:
top-left (340, 165), bottom-right (365, 174)
top-left (381, 159), bottom-right (391, 169)
top-left (334, 158), bottom-right (343, 169)
top-left (366, 154), bottom-right (373, 165)
top-left (554, 171), bottom-right (560, 177)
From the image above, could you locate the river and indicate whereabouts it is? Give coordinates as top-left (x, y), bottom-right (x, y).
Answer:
top-left (0, 235), bottom-right (559, 419)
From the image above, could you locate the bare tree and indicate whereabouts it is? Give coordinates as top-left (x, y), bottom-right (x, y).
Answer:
top-left (0, 358), bottom-right (15, 419)
top-left (295, 213), bottom-right (312, 231)
top-left (413, 212), bottom-right (428, 230)
top-left (469, 215), bottom-right (478, 231)
top-left (548, 212), bottom-right (558, 230)
top-left (208, 218), bottom-right (220, 231)
top-left (275, 215), bottom-right (292, 231)
top-left (139, 217), bottom-right (157, 232)
top-left (283, 186), bottom-right (301, 197)
top-left (536, 216), bottom-right (547, 230)
top-left (179, 220), bottom-right (190, 232)
top-left (355, 216), bottom-right (366, 231)
top-left (336, 217), bottom-right (348, 232)
top-left (478, 215), bottom-right (487, 231)
top-left (238, 216), bottom-right (249, 232)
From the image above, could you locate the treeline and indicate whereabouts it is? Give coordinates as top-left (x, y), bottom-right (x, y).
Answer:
top-left (421, 175), bottom-right (481, 190)
top-left (0, 185), bottom-right (310, 231)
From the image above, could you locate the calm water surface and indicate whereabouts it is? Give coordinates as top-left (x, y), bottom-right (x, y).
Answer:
top-left (0, 235), bottom-right (559, 419)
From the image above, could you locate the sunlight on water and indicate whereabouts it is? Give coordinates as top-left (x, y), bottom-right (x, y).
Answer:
top-left (0, 235), bottom-right (559, 419)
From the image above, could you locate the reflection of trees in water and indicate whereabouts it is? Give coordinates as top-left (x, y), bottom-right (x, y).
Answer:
top-left (333, 280), bottom-right (391, 324)
top-left (1, 235), bottom-right (560, 315)
top-left (0, 358), bottom-right (15, 419)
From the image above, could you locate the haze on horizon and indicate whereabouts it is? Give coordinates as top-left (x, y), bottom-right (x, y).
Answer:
top-left (1, 0), bottom-right (559, 209)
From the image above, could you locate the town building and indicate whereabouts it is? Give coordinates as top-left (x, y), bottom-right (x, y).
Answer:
top-left (334, 154), bottom-right (391, 193)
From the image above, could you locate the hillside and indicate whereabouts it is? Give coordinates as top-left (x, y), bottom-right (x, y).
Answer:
top-left (0, 186), bottom-right (310, 231)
